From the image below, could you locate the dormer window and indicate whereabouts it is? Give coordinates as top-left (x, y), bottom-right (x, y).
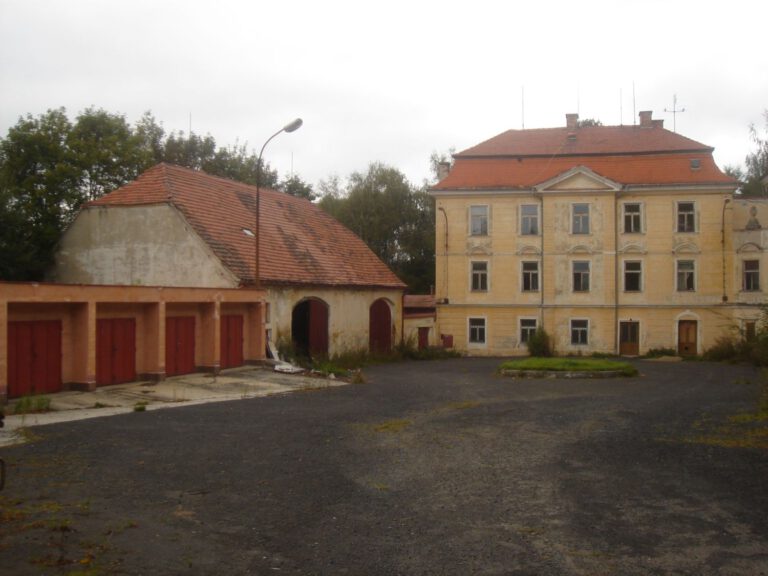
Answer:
top-left (242, 228), bottom-right (255, 237)
top-left (690, 159), bottom-right (701, 170)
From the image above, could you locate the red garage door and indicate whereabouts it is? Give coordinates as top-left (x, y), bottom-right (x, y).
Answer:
top-left (8, 320), bottom-right (62, 398)
top-left (220, 315), bottom-right (244, 369)
top-left (166, 316), bottom-right (196, 376)
top-left (97, 318), bottom-right (136, 386)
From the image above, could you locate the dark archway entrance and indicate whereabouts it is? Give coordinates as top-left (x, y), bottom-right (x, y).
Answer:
top-left (292, 298), bottom-right (329, 357)
top-left (369, 298), bottom-right (392, 354)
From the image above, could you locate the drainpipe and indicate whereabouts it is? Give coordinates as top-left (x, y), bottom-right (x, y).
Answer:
top-left (533, 190), bottom-right (544, 329)
top-left (722, 197), bottom-right (731, 302)
top-left (438, 206), bottom-right (449, 301)
top-left (614, 190), bottom-right (621, 355)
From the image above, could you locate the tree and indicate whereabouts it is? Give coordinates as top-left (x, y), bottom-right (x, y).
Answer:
top-left (318, 163), bottom-right (435, 293)
top-left (279, 174), bottom-right (315, 201)
top-left (740, 110), bottom-right (768, 196)
top-left (577, 118), bottom-right (603, 127)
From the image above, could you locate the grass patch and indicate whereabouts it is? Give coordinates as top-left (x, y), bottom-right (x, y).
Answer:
top-left (372, 419), bottom-right (411, 433)
top-left (499, 357), bottom-right (638, 376)
top-left (13, 395), bottom-right (52, 414)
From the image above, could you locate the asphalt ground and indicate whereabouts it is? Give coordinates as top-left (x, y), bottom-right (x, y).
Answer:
top-left (1, 358), bottom-right (767, 575)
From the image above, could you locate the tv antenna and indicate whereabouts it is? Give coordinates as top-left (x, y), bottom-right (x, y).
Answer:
top-left (664, 94), bottom-right (685, 132)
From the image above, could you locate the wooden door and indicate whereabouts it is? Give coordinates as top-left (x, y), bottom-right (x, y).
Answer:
top-left (166, 316), bottom-right (196, 376)
top-left (619, 321), bottom-right (639, 356)
top-left (369, 299), bottom-right (392, 354)
top-left (8, 320), bottom-right (62, 398)
top-left (97, 318), bottom-right (136, 386)
top-left (308, 300), bottom-right (328, 357)
top-left (418, 327), bottom-right (430, 350)
top-left (678, 320), bottom-right (698, 356)
top-left (220, 315), bottom-right (244, 369)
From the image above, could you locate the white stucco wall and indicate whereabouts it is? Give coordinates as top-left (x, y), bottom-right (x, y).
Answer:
top-left (266, 286), bottom-right (403, 356)
top-left (51, 205), bottom-right (237, 287)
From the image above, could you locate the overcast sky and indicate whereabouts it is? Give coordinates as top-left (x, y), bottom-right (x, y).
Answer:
top-left (1, 0), bottom-right (766, 190)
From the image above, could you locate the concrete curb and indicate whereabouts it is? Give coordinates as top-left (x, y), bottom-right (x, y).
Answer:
top-left (499, 369), bottom-right (629, 379)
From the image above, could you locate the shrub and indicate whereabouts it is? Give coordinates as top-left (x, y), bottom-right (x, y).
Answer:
top-left (644, 347), bottom-right (677, 358)
top-left (14, 395), bottom-right (51, 414)
top-left (703, 335), bottom-right (739, 362)
top-left (526, 328), bottom-right (552, 357)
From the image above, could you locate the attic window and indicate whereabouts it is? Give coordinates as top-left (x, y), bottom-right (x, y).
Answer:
top-left (242, 228), bottom-right (255, 237)
top-left (690, 159), bottom-right (701, 170)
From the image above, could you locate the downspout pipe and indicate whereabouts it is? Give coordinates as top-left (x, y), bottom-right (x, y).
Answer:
top-left (722, 197), bottom-right (731, 302)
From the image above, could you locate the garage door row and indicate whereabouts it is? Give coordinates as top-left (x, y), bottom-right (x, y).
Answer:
top-left (7, 315), bottom-right (245, 398)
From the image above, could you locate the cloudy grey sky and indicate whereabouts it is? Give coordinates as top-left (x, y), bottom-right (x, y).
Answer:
top-left (1, 0), bottom-right (766, 189)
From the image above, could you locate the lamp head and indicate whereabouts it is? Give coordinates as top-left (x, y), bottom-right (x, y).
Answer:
top-left (283, 118), bottom-right (303, 133)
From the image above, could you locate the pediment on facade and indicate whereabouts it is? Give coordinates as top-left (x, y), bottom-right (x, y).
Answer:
top-left (467, 238), bottom-right (492, 255)
top-left (535, 166), bottom-right (622, 193)
top-left (737, 241), bottom-right (763, 253)
top-left (673, 241), bottom-right (700, 254)
top-left (517, 245), bottom-right (542, 256)
top-left (619, 242), bottom-right (647, 254)
top-left (567, 244), bottom-right (594, 255)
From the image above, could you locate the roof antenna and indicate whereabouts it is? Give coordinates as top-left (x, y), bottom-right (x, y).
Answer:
top-left (664, 94), bottom-right (685, 132)
top-left (632, 82), bottom-right (636, 125)
top-left (620, 87), bottom-right (623, 125)
top-left (521, 85), bottom-right (525, 129)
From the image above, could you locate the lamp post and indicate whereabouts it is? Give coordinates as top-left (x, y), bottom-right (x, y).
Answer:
top-left (255, 118), bottom-right (303, 289)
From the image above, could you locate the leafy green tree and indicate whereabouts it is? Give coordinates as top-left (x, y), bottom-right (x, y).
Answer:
top-left (0, 109), bottom-right (80, 279)
top-left (740, 110), bottom-right (768, 196)
top-left (318, 162), bottom-right (435, 293)
top-left (279, 174), bottom-right (315, 201)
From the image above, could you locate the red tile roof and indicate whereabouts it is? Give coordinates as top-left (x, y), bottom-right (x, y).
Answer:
top-left (434, 121), bottom-right (736, 191)
top-left (90, 164), bottom-right (406, 289)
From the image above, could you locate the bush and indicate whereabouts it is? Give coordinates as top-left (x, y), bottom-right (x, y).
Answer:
top-left (703, 335), bottom-right (740, 362)
top-left (644, 347), bottom-right (677, 358)
top-left (526, 328), bottom-right (552, 357)
top-left (14, 395), bottom-right (51, 414)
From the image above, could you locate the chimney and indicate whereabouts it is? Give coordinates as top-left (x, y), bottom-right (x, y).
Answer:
top-left (566, 113), bottom-right (579, 129)
top-left (639, 110), bottom-right (653, 127)
top-left (437, 161), bottom-right (451, 181)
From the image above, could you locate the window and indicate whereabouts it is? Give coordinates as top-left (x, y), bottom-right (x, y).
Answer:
top-left (471, 261), bottom-right (488, 291)
top-left (744, 260), bottom-right (760, 291)
top-left (624, 261), bottom-right (642, 292)
top-left (571, 319), bottom-right (589, 345)
top-left (623, 203), bottom-right (642, 234)
top-left (520, 319), bottom-right (538, 343)
top-left (572, 203), bottom-right (590, 234)
top-left (470, 205), bottom-right (488, 236)
top-left (573, 261), bottom-right (590, 292)
top-left (468, 317), bottom-right (486, 344)
top-left (677, 260), bottom-right (695, 291)
top-left (677, 202), bottom-right (696, 233)
top-left (522, 261), bottom-right (539, 292)
top-left (521, 204), bottom-right (539, 235)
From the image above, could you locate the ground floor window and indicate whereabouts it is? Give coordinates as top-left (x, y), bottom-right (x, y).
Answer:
top-left (468, 317), bottom-right (486, 344)
top-left (520, 318), bottom-right (537, 343)
top-left (571, 319), bottom-right (589, 345)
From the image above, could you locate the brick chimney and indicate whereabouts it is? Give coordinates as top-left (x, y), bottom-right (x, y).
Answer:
top-left (566, 113), bottom-right (579, 129)
top-left (639, 110), bottom-right (653, 127)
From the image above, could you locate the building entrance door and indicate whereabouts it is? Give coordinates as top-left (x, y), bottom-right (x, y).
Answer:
top-left (619, 321), bottom-right (640, 356)
top-left (678, 320), bottom-right (698, 356)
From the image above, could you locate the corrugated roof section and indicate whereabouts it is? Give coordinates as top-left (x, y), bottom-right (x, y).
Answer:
top-left (91, 164), bottom-right (406, 289)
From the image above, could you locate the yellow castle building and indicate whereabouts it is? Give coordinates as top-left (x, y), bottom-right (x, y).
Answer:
top-left (431, 111), bottom-right (764, 356)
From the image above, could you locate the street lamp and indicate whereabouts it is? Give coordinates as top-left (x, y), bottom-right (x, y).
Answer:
top-left (255, 118), bottom-right (303, 289)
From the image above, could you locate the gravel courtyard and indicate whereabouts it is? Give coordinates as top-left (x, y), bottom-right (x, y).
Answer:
top-left (1, 358), bottom-right (767, 575)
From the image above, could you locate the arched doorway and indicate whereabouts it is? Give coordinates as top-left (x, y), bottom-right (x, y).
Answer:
top-left (369, 298), bottom-right (392, 354)
top-left (292, 298), bottom-right (329, 357)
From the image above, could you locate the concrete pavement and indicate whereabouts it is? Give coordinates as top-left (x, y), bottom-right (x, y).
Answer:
top-left (1, 366), bottom-right (346, 446)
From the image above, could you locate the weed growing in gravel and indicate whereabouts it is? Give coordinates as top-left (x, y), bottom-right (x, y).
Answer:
top-left (13, 395), bottom-right (52, 414)
top-left (372, 419), bottom-right (411, 433)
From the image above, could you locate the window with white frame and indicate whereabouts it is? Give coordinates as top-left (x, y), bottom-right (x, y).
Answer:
top-left (572, 203), bottom-right (590, 234)
top-left (520, 318), bottom-right (538, 344)
top-left (520, 204), bottom-right (539, 235)
top-left (571, 319), bottom-right (589, 345)
top-left (744, 259), bottom-right (760, 291)
top-left (624, 261), bottom-right (642, 292)
top-left (572, 261), bottom-right (590, 292)
top-left (468, 317), bottom-right (486, 344)
top-left (522, 261), bottom-right (539, 292)
top-left (676, 259), bottom-right (696, 291)
top-left (677, 201), bottom-right (696, 233)
top-left (623, 203), bottom-right (642, 234)
top-left (471, 261), bottom-right (488, 291)
top-left (470, 205), bottom-right (489, 236)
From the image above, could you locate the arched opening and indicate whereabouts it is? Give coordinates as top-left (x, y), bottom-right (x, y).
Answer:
top-left (369, 298), bottom-right (392, 354)
top-left (292, 298), bottom-right (329, 358)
